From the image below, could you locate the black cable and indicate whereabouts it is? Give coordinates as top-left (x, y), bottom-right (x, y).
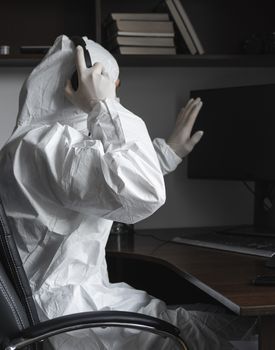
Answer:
top-left (150, 240), bottom-right (171, 255)
top-left (134, 231), bottom-right (169, 243)
top-left (134, 231), bottom-right (173, 254)
top-left (242, 181), bottom-right (256, 196)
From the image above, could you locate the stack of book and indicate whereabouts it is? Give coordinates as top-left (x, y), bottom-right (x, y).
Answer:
top-left (165, 0), bottom-right (204, 55)
top-left (105, 13), bottom-right (176, 55)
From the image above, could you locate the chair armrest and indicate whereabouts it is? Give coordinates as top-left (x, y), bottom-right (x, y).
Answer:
top-left (5, 311), bottom-right (187, 350)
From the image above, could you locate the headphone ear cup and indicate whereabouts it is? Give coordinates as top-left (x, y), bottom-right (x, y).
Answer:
top-left (71, 70), bottom-right (78, 91)
top-left (84, 49), bottom-right (92, 68)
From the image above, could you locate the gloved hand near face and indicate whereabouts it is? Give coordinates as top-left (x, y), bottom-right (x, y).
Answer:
top-left (65, 46), bottom-right (116, 112)
top-left (167, 98), bottom-right (203, 158)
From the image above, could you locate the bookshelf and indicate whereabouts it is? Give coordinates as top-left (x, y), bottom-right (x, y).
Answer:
top-left (1, 0), bottom-right (275, 67)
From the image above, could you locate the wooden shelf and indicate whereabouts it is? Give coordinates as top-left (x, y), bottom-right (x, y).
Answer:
top-left (1, 54), bottom-right (275, 68)
top-left (116, 54), bottom-right (275, 67)
top-left (0, 55), bottom-right (43, 67)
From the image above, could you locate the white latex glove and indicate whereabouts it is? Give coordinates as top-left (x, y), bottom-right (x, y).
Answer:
top-left (65, 46), bottom-right (116, 113)
top-left (167, 98), bottom-right (204, 158)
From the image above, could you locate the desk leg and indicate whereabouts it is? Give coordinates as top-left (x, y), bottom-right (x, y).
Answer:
top-left (259, 315), bottom-right (275, 350)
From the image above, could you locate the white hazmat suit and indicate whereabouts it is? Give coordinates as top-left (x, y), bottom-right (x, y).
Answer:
top-left (0, 35), bottom-right (255, 349)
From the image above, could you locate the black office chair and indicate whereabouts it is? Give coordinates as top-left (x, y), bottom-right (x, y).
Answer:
top-left (0, 198), bottom-right (188, 350)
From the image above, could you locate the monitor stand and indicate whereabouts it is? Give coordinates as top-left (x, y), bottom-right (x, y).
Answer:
top-left (254, 180), bottom-right (275, 233)
top-left (220, 181), bottom-right (275, 238)
top-left (221, 181), bottom-right (275, 266)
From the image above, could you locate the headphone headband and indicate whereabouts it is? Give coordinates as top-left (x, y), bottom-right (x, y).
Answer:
top-left (71, 36), bottom-right (87, 49)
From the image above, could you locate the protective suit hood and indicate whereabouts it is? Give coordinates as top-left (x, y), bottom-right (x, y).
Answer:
top-left (16, 35), bottom-right (119, 133)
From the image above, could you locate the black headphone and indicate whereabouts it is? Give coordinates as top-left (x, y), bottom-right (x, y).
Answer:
top-left (70, 36), bottom-right (93, 91)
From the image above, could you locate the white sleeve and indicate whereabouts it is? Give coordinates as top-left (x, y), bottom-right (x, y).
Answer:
top-left (24, 99), bottom-right (166, 224)
top-left (153, 138), bottom-right (182, 176)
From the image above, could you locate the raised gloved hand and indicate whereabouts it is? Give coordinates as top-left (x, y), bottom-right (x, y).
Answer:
top-left (167, 98), bottom-right (204, 158)
top-left (65, 46), bottom-right (116, 113)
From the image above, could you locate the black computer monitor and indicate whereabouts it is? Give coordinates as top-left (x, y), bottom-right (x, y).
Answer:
top-left (188, 84), bottom-right (275, 181)
top-left (188, 84), bottom-right (275, 232)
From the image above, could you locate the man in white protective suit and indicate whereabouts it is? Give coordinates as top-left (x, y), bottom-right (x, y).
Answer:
top-left (0, 35), bottom-right (256, 349)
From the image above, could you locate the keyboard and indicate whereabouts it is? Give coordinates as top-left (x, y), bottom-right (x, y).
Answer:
top-left (172, 230), bottom-right (275, 257)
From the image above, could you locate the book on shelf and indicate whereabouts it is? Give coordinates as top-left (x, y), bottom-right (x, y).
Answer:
top-left (106, 20), bottom-right (175, 38)
top-left (107, 36), bottom-right (175, 50)
top-left (165, 0), bottom-right (196, 55)
top-left (105, 12), bottom-right (176, 56)
top-left (113, 46), bottom-right (176, 55)
top-left (107, 13), bottom-right (170, 22)
top-left (173, 0), bottom-right (204, 54)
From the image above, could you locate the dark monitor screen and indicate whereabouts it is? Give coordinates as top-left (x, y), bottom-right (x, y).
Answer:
top-left (188, 84), bottom-right (275, 181)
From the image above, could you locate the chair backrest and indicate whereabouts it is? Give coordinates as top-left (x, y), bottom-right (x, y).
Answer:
top-left (0, 197), bottom-right (40, 349)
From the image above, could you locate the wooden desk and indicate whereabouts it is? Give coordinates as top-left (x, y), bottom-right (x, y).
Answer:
top-left (107, 228), bottom-right (275, 350)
